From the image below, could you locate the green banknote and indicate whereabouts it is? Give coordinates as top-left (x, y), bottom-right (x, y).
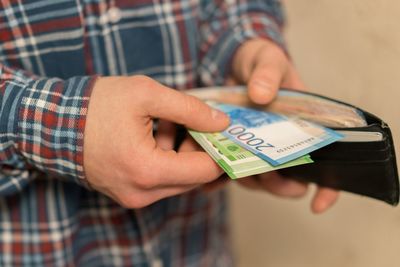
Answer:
top-left (189, 131), bottom-right (313, 179)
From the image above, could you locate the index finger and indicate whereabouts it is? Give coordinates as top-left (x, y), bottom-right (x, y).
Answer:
top-left (145, 82), bottom-right (230, 132)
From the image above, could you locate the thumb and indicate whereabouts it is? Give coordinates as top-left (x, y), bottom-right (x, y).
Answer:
top-left (247, 60), bottom-right (285, 104)
top-left (247, 47), bottom-right (288, 105)
top-left (145, 81), bottom-right (230, 132)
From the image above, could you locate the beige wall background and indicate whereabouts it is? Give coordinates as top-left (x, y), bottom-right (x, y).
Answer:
top-left (230, 1), bottom-right (400, 267)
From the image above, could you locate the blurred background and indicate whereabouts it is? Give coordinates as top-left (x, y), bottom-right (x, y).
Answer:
top-left (230, 1), bottom-right (400, 266)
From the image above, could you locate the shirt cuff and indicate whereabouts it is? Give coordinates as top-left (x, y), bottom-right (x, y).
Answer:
top-left (17, 76), bottom-right (97, 188)
top-left (0, 66), bottom-right (97, 193)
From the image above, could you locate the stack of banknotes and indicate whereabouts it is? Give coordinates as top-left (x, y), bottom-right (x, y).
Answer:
top-left (189, 103), bottom-right (344, 179)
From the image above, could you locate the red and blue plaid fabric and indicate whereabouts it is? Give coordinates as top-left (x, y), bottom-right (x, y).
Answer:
top-left (0, 0), bottom-right (285, 266)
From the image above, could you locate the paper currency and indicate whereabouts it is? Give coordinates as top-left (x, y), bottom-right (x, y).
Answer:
top-left (186, 87), bottom-right (367, 128)
top-left (268, 90), bottom-right (367, 128)
top-left (214, 103), bottom-right (344, 166)
top-left (189, 131), bottom-right (313, 179)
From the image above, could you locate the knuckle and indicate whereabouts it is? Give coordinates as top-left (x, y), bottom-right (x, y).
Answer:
top-left (259, 42), bottom-right (288, 62)
top-left (130, 75), bottom-right (159, 93)
top-left (249, 69), bottom-right (281, 92)
top-left (130, 164), bottom-right (160, 190)
top-left (118, 194), bottom-right (153, 209)
top-left (183, 95), bottom-right (204, 116)
top-left (128, 75), bottom-right (163, 108)
top-left (131, 75), bottom-right (155, 86)
top-left (134, 177), bottom-right (157, 190)
top-left (120, 152), bottom-right (161, 190)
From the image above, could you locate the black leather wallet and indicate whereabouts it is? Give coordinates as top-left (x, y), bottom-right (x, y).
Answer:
top-left (277, 90), bottom-right (399, 206)
top-left (187, 87), bottom-right (399, 205)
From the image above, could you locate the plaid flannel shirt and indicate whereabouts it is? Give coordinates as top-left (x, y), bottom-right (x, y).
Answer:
top-left (0, 0), bottom-right (285, 266)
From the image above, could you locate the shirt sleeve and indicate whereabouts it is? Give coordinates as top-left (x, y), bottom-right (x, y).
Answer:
top-left (0, 64), bottom-right (96, 196)
top-left (198, 0), bottom-right (286, 85)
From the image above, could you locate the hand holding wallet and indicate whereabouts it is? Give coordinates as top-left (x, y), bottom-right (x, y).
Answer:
top-left (187, 86), bottom-right (399, 206)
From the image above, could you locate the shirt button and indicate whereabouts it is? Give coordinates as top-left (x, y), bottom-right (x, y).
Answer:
top-left (108, 7), bottom-right (121, 23)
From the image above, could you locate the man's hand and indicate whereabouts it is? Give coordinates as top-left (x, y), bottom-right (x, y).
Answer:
top-left (83, 76), bottom-right (229, 208)
top-left (231, 38), bottom-right (339, 214)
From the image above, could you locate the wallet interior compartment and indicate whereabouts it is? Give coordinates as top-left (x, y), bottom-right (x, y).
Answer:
top-left (279, 157), bottom-right (399, 205)
top-left (311, 139), bottom-right (391, 161)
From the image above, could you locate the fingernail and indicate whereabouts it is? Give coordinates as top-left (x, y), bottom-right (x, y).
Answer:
top-left (312, 201), bottom-right (327, 214)
top-left (252, 80), bottom-right (272, 98)
top-left (212, 108), bottom-right (228, 121)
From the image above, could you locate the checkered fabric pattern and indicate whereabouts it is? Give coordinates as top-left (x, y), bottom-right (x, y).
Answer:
top-left (0, 0), bottom-right (285, 266)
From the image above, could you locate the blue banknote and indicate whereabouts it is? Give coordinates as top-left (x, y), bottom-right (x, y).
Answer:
top-left (215, 103), bottom-right (344, 166)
